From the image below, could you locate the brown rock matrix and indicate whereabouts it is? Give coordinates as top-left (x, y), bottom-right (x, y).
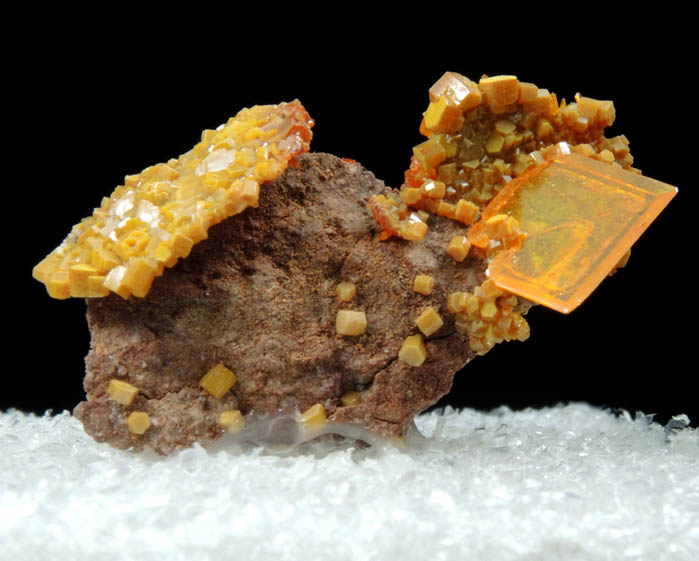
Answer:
top-left (76, 153), bottom-right (528, 454)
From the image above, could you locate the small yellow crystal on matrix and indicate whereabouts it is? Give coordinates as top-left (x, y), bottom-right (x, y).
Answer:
top-left (219, 410), bottom-right (245, 434)
top-left (126, 411), bottom-right (151, 435)
top-left (33, 101), bottom-right (314, 299)
top-left (413, 274), bottom-right (434, 295)
top-left (199, 363), bottom-right (237, 399)
top-left (107, 379), bottom-right (139, 406)
top-left (336, 281), bottom-right (356, 302)
top-left (398, 334), bottom-right (427, 367)
top-left (336, 310), bottom-right (368, 336)
top-left (299, 403), bottom-right (327, 430)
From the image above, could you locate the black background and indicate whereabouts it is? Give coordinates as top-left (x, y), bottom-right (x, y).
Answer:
top-left (9, 13), bottom-right (696, 426)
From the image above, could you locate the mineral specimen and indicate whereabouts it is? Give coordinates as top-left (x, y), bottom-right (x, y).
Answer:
top-left (34, 73), bottom-right (676, 454)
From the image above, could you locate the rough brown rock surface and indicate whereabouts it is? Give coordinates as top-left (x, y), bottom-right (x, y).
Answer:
top-left (75, 152), bottom-right (512, 454)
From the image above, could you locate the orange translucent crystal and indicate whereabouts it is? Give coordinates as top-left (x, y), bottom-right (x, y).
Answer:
top-left (33, 101), bottom-right (314, 299)
top-left (484, 153), bottom-right (677, 313)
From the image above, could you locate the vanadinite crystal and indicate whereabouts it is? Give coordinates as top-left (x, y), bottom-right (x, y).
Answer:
top-left (33, 101), bottom-right (313, 299)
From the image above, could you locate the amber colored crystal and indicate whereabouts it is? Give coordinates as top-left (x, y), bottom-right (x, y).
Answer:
top-left (395, 72), bottom-right (635, 227)
top-left (413, 274), bottom-right (435, 295)
top-left (336, 310), bottom-right (368, 336)
top-left (219, 410), bottom-right (245, 434)
top-left (398, 334), bottom-right (427, 367)
top-left (484, 153), bottom-right (677, 313)
top-left (415, 306), bottom-right (444, 337)
top-left (449, 279), bottom-right (529, 355)
top-left (199, 363), bottom-right (237, 399)
top-left (368, 194), bottom-right (428, 242)
top-left (33, 101), bottom-right (314, 299)
top-left (126, 412), bottom-right (151, 435)
top-left (299, 403), bottom-right (327, 430)
top-left (107, 379), bottom-right (139, 406)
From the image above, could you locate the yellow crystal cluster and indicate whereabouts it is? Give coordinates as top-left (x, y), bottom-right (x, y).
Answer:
top-left (33, 100), bottom-right (314, 299)
top-left (406, 73), bottom-right (632, 211)
top-left (370, 72), bottom-right (634, 242)
top-left (368, 194), bottom-right (429, 242)
top-left (467, 213), bottom-right (526, 259)
top-left (447, 279), bottom-right (530, 355)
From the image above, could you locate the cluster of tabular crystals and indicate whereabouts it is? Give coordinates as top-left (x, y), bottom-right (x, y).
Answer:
top-left (370, 73), bottom-right (634, 244)
top-left (448, 279), bottom-right (530, 355)
top-left (33, 101), bottom-right (314, 299)
top-left (403, 73), bottom-right (634, 215)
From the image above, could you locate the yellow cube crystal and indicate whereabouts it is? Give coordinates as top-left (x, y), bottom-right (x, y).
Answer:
top-left (454, 199), bottom-right (479, 225)
top-left (121, 258), bottom-right (157, 298)
top-left (485, 133), bottom-right (505, 154)
top-left (415, 306), bottom-right (444, 337)
top-left (399, 334), bottom-right (427, 367)
top-left (336, 310), bottom-right (367, 336)
top-left (199, 363), bottom-right (237, 399)
top-left (413, 274), bottom-right (434, 295)
top-left (336, 281), bottom-right (356, 302)
top-left (126, 411), bottom-right (151, 435)
top-left (447, 236), bottom-right (472, 262)
top-left (479, 75), bottom-right (520, 110)
top-left (429, 71), bottom-right (482, 111)
top-left (107, 379), bottom-right (139, 406)
top-left (437, 201), bottom-right (457, 219)
top-left (403, 219), bottom-right (428, 241)
top-left (299, 403), bottom-right (327, 430)
top-left (340, 390), bottom-right (362, 407)
top-left (447, 291), bottom-right (466, 313)
top-left (68, 264), bottom-right (98, 297)
top-left (402, 187), bottom-right (422, 205)
top-left (422, 180), bottom-right (446, 199)
top-left (219, 410), bottom-right (245, 434)
top-left (413, 137), bottom-right (447, 170)
top-left (424, 95), bottom-right (463, 133)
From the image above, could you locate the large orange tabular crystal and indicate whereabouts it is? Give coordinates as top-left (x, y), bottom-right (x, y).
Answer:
top-left (33, 101), bottom-right (314, 299)
top-left (483, 153), bottom-right (677, 313)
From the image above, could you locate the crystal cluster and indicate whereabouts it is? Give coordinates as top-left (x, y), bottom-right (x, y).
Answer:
top-left (370, 72), bottom-right (634, 244)
top-left (370, 71), bottom-right (676, 352)
top-left (447, 279), bottom-right (530, 355)
top-left (33, 101), bottom-right (313, 299)
top-left (29, 75), bottom-right (677, 454)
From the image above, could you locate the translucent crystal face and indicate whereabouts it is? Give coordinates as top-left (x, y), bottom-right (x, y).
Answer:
top-left (485, 153), bottom-right (677, 313)
top-left (33, 100), bottom-right (313, 300)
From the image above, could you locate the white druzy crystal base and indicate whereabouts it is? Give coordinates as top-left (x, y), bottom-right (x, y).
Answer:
top-left (1, 403), bottom-right (697, 560)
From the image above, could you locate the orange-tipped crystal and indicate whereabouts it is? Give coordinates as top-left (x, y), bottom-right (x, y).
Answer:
top-left (33, 101), bottom-right (314, 299)
top-left (484, 153), bottom-right (677, 313)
